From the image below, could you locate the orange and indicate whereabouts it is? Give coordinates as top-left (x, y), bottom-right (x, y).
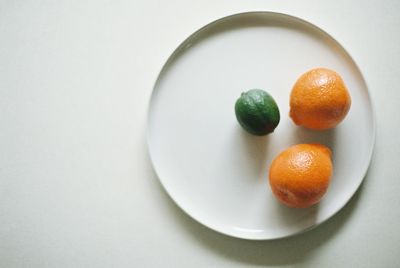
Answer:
top-left (289, 68), bottom-right (351, 130)
top-left (269, 144), bottom-right (333, 208)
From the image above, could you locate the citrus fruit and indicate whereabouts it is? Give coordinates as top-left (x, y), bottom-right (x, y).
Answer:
top-left (289, 68), bottom-right (351, 130)
top-left (269, 143), bottom-right (333, 208)
top-left (235, 89), bottom-right (280, 136)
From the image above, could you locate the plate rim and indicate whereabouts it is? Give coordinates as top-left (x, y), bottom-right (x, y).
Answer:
top-left (146, 11), bottom-right (376, 240)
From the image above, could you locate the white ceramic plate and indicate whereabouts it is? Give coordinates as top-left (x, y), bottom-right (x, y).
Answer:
top-left (147, 12), bottom-right (375, 240)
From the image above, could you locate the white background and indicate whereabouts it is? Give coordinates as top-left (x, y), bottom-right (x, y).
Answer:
top-left (1, 0), bottom-right (399, 267)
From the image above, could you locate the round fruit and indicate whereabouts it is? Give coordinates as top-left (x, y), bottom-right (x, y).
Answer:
top-left (235, 89), bottom-right (280, 136)
top-left (269, 144), bottom-right (333, 208)
top-left (289, 68), bottom-right (351, 130)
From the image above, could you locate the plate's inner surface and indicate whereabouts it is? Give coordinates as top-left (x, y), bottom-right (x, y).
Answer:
top-left (148, 12), bottom-right (374, 239)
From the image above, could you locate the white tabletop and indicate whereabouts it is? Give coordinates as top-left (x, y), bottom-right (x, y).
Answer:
top-left (1, 1), bottom-right (399, 267)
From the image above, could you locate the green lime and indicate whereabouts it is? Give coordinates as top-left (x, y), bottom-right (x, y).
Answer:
top-left (235, 89), bottom-right (280, 136)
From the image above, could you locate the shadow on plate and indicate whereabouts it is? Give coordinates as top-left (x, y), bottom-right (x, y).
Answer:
top-left (294, 126), bottom-right (337, 154)
top-left (236, 126), bottom-right (271, 180)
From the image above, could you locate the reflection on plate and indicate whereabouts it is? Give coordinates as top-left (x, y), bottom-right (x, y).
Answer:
top-left (147, 12), bottom-right (375, 240)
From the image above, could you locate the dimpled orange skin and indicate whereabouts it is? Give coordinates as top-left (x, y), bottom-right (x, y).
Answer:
top-left (290, 68), bottom-right (351, 130)
top-left (269, 144), bottom-right (333, 208)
